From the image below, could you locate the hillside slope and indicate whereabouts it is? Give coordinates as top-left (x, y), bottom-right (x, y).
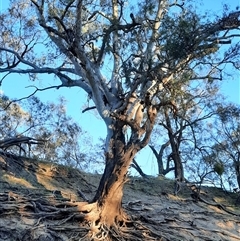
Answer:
top-left (0, 152), bottom-right (240, 241)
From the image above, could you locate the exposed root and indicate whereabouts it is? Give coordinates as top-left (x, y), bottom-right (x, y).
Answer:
top-left (0, 191), bottom-right (165, 241)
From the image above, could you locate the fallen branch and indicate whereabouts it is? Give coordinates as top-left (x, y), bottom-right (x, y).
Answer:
top-left (0, 136), bottom-right (46, 156)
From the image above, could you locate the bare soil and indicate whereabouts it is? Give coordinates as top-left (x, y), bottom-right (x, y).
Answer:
top-left (0, 152), bottom-right (240, 241)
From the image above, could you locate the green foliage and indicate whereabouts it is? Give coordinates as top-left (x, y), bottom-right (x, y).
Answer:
top-left (163, 15), bottom-right (197, 59)
top-left (213, 162), bottom-right (224, 176)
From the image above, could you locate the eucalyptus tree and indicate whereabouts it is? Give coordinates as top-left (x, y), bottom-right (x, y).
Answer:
top-left (23, 96), bottom-right (93, 168)
top-left (149, 79), bottom-right (220, 182)
top-left (0, 95), bottom-right (29, 138)
top-left (0, 0), bottom-right (240, 238)
top-left (211, 104), bottom-right (240, 190)
top-left (0, 95), bottom-right (91, 168)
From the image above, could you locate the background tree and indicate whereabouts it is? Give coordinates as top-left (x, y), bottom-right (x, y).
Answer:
top-left (148, 79), bottom-right (220, 181)
top-left (210, 103), bottom-right (240, 190)
top-left (0, 0), bottom-right (240, 238)
top-left (0, 95), bottom-right (29, 138)
top-left (0, 95), bottom-right (93, 170)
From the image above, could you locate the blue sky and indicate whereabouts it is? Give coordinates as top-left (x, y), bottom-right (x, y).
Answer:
top-left (0, 0), bottom-right (239, 176)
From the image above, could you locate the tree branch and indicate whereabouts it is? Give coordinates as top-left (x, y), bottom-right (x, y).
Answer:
top-left (96, 21), bottom-right (141, 65)
top-left (75, 0), bottom-right (83, 43)
top-left (131, 158), bottom-right (150, 178)
top-left (82, 106), bottom-right (96, 113)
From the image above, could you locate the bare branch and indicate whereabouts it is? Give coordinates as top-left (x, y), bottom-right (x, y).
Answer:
top-left (0, 47), bottom-right (38, 69)
top-left (60, 0), bottom-right (75, 21)
top-left (82, 106), bottom-right (96, 113)
top-left (75, 0), bottom-right (83, 43)
top-left (96, 21), bottom-right (141, 65)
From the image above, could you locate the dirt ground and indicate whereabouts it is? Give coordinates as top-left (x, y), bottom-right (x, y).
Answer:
top-left (0, 152), bottom-right (240, 241)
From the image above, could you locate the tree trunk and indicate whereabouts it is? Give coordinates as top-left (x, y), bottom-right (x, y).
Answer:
top-left (77, 103), bottom-right (158, 239)
top-left (235, 160), bottom-right (240, 190)
top-left (149, 143), bottom-right (175, 176)
top-left (90, 120), bottom-right (138, 226)
top-left (172, 152), bottom-right (184, 181)
top-left (149, 144), bottom-right (165, 175)
top-left (164, 108), bottom-right (185, 181)
top-left (85, 103), bottom-right (157, 229)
